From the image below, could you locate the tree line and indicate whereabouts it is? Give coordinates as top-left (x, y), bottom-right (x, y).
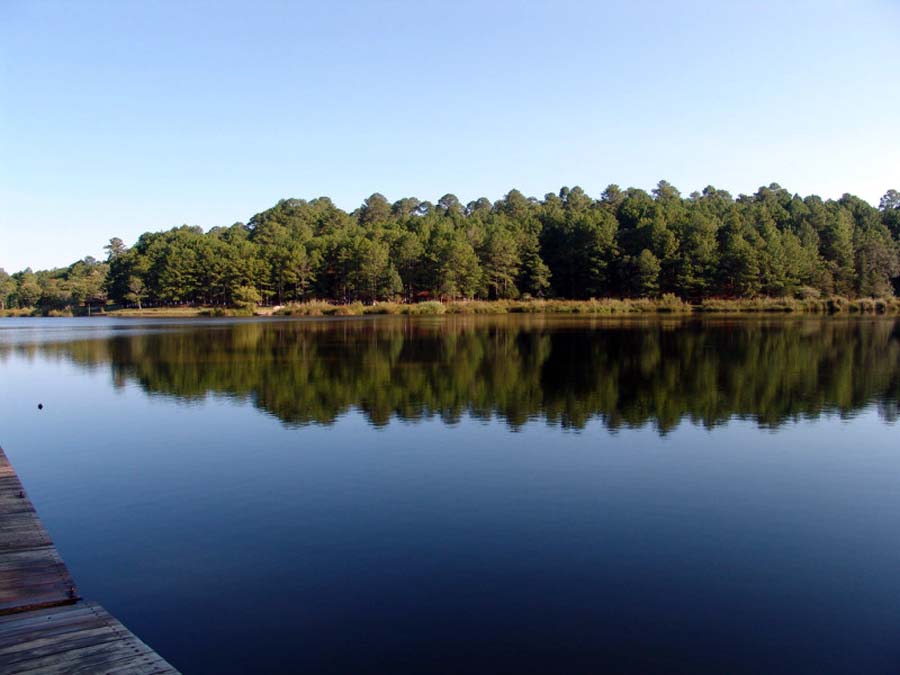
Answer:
top-left (7, 317), bottom-right (898, 431)
top-left (3, 183), bottom-right (900, 311)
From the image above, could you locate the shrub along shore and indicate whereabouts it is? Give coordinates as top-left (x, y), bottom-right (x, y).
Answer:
top-left (6, 295), bottom-right (900, 318)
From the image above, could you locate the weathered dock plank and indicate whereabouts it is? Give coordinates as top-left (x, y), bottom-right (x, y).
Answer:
top-left (0, 602), bottom-right (177, 674)
top-left (0, 446), bottom-right (180, 674)
top-left (0, 448), bottom-right (78, 615)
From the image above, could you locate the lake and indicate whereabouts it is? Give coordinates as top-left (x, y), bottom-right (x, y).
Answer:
top-left (1, 315), bottom-right (899, 674)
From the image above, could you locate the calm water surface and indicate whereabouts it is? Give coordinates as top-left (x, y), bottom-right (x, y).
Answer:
top-left (1, 315), bottom-right (899, 674)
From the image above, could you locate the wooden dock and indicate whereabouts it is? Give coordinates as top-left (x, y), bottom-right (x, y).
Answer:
top-left (0, 446), bottom-right (180, 674)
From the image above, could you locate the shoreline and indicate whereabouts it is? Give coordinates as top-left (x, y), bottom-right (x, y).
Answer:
top-left (4, 295), bottom-right (900, 318)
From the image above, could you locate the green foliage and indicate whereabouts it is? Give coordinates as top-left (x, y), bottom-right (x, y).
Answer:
top-left (125, 276), bottom-right (146, 310)
top-left (233, 284), bottom-right (262, 308)
top-left (5, 259), bottom-right (109, 313)
top-left (15, 270), bottom-right (41, 307)
top-left (6, 183), bottom-right (900, 311)
top-left (635, 249), bottom-right (661, 296)
top-left (482, 226), bottom-right (520, 299)
top-left (823, 208), bottom-right (857, 295)
top-left (0, 269), bottom-right (16, 310)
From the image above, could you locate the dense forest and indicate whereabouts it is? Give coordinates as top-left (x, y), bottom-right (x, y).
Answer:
top-left (5, 317), bottom-right (897, 431)
top-left (3, 183), bottom-right (900, 312)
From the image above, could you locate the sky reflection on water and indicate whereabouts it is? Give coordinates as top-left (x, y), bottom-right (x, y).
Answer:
top-left (1, 316), bottom-right (899, 674)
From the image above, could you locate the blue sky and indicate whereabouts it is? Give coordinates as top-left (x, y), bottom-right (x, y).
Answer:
top-left (1, 0), bottom-right (898, 272)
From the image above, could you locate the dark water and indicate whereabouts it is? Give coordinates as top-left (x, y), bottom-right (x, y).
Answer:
top-left (1, 315), bottom-right (899, 674)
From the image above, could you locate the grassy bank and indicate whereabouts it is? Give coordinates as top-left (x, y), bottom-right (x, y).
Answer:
top-left (110, 306), bottom-right (257, 318)
top-left (273, 295), bottom-right (900, 317)
top-left (0, 306), bottom-right (251, 318)
top-left (6, 295), bottom-right (900, 318)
